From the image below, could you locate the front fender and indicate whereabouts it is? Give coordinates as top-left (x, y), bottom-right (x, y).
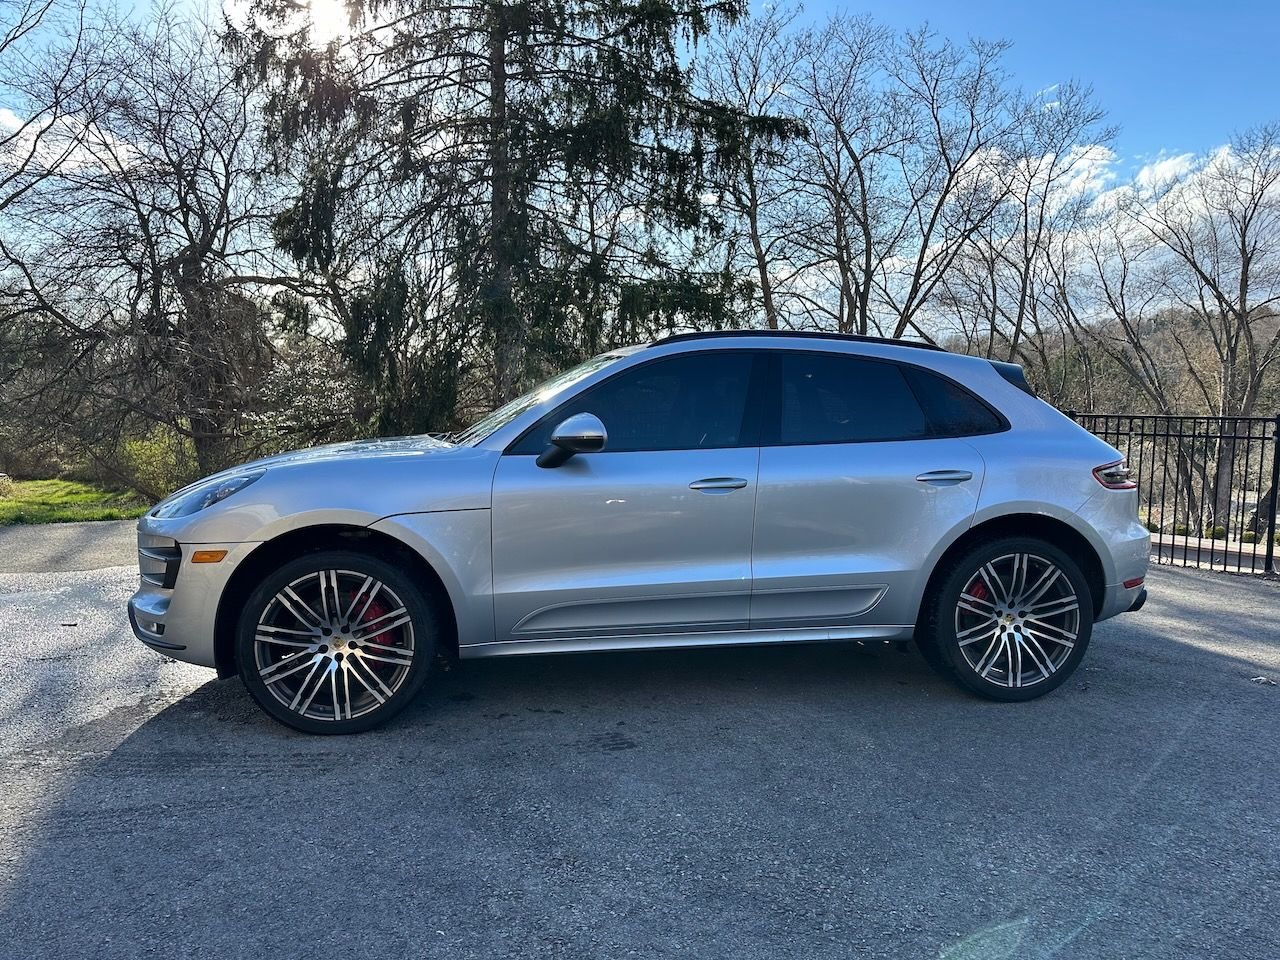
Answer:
top-left (368, 511), bottom-right (495, 648)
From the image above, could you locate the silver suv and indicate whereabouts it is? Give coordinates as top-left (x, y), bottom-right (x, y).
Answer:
top-left (129, 332), bottom-right (1150, 733)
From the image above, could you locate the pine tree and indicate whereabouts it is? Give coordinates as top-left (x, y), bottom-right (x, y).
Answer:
top-left (231, 0), bottom-right (784, 424)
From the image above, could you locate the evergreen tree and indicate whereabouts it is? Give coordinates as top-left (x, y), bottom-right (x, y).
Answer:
top-left (230, 0), bottom-right (783, 425)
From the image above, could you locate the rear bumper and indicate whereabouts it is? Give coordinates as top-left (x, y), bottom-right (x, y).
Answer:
top-left (1076, 489), bottom-right (1150, 622)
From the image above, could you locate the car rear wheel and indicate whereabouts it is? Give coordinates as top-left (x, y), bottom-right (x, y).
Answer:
top-left (236, 550), bottom-right (437, 734)
top-left (921, 537), bottom-right (1093, 701)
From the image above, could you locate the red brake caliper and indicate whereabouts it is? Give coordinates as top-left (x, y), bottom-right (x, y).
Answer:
top-left (357, 597), bottom-right (395, 646)
top-left (966, 578), bottom-right (990, 603)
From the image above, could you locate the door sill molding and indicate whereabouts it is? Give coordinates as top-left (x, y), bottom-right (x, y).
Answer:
top-left (460, 624), bottom-right (915, 659)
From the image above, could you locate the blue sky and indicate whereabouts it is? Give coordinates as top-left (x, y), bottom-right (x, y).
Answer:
top-left (805, 0), bottom-right (1279, 171)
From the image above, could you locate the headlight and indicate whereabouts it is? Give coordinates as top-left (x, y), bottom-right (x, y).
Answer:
top-left (151, 469), bottom-right (266, 519)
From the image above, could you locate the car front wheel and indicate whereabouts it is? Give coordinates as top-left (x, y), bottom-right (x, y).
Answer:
top-left (236, 550), bottom-right (437, 734)
top-left (921, 537), bottom-right (1093, 701)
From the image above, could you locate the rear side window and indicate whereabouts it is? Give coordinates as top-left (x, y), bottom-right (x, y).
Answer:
top-left (778, 353), bottom-right (930, 444)
top-left (902, 367), bottom-right (1006, 437)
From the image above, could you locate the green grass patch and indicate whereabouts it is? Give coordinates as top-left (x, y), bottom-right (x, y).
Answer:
top-left (0, 479), bottom-right (150, 525)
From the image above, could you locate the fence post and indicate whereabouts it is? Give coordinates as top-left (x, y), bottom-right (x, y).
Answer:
top-left (1265, 414), bottom-right (1280, 576)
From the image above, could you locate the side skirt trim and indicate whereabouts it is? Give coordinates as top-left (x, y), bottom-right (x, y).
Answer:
top-left (459, 625), bottom-right (915, 659)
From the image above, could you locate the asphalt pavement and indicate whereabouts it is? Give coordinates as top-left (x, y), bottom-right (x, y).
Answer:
top-left (0, 519), bottom-right (137, 573)
top-left (0, 559), bottom-right (1276, 959)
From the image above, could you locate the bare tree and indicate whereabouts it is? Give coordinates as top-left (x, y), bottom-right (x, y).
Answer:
top-left (701, 7), bottom-right (807, 330)
top-left (0, 10), bottom-right (321, 490)
top-left (0, 0), bottom-right (107, 220)
top-left (1133, 126), bottom-right (1280, 420)
top-left (939, 82), bottom-right (1113, 375)
top-left (710, 18), bottom-right (1024, 340)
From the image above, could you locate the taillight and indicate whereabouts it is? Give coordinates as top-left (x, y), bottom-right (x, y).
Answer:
top-left (1093, 459), bottom-right (1137, 490)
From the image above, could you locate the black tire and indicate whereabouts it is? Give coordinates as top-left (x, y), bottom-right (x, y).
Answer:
top-left (920, 537), bottom-right (1093, 702)
top-left (237, 549), bottom-right (438, 734)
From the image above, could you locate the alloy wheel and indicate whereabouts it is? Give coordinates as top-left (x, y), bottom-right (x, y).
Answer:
top-left (952, 552), bottom-right (1081, 689)
top-left (253, 569), bottom-right (416, 722)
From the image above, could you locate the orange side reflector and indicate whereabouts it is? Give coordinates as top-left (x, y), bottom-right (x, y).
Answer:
top-left (191, 550), bottom-right (228, 564)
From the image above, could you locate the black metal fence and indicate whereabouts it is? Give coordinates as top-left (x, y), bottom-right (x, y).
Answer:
top-left (1070, 413), bottom-right (1280, 575)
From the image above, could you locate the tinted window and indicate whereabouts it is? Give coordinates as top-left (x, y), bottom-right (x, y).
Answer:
top-left (512, 352), bottom-right (756, 453)
top-left (902, 366), bottom-right (1006, 437)
top-left (779, 353), bottom-right (929, 444)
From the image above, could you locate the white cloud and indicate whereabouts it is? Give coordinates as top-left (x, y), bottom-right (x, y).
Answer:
top-left (1134, 152), bottom-right (1196, 193)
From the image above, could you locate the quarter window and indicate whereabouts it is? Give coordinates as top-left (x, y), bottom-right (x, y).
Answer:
top-left (512, 352), bottom-right (756, 453)
top-left (901, 366), bottom-right (1006, 437)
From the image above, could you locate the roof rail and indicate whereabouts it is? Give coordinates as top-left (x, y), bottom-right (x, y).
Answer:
top-left (653, 329), bottom-right (946, 353)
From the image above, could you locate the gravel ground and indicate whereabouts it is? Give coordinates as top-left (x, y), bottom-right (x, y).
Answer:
top-left (0, 563), bottom-right (1276, 959)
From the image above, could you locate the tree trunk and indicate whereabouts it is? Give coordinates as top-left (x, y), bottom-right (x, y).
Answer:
top-left (488, 7), bottom-right (522, 405)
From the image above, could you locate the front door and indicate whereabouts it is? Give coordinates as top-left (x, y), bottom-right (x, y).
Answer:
top-left (491, 350), bottom-right (762, 643)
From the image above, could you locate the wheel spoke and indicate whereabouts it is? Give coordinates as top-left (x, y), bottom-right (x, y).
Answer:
top-left (352, 607), bottom-right (411, 640)
top-left (346, 656), bottom-right (391, 703)
top-left (342, 663), bottom-right (353, 720)
top-left (355, 645), bottom-right (414, 667)
top-left (255, 635), bottom-right (315, 650)
top-left (288, 658), bottom-right (325, 710)
top-left (342, 576), bottom-right (376, 624)
top-left (329, 665), bottom-right (342, 721)
top-left (958, 595), bottom-right (997, 617)
top-left (1019, 567), bottom-right (1062, 608)
top-left (1019, 636), bottom-right (1054, 679)
top-left (1011, 634), bottom-right (1023, 687)
top-left (317, 570), bottom-right (342, 626)
top-left (957, 617), bottom-right (998, 645)
top-left (257, 623), bottom-right (318, 639)
top-left (261, 651), bottom-right (318, 683)
top-left (295, 659), bottom-right (335, 715)
top-left (1024, 616), bottom-right (1078, 643)
top-left (981, 563), bottom-right (1009, 607)
top-left (975, 633), bottom-right (1006, 677)
top-left (1026, 596), bottom-right (1079, 618)
top-left (278, 586), bottom-right (323, 629)
top-left (1008, 554), bottom-right (1029, 604)
top-left (1023, 626), bottom-right (1075, 653)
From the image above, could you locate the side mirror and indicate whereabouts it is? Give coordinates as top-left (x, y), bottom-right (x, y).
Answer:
top-left (536, 413), bottom-right (608, 468)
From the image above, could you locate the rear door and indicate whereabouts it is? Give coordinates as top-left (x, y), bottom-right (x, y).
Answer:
top-left (750, 351), bottom-right (1000, 630)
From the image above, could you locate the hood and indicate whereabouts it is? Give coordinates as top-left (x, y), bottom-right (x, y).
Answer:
top-left (235, 435), bottom-right (460, 472)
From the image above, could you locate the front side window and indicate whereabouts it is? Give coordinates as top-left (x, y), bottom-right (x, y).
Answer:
top-left (511, 351), bottom-right (756, 454)
top-left (778, 353), bottom-right (930, 444)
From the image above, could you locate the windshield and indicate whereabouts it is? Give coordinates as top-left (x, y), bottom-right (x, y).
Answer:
top-left (453, 352), bottom-right (629, 446)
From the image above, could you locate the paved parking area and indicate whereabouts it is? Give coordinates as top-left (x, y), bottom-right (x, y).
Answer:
top-left (0, 519), bottom-right (136, 574)
top-left (0, 562), bottom-right (1276, 959)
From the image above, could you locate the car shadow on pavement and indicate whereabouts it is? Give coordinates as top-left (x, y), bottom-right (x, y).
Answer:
top-left (2, 610), bottom-right (1277, 960)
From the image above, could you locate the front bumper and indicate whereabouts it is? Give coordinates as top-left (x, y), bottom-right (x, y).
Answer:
top-left (127, 521), bottom-right (261, 669)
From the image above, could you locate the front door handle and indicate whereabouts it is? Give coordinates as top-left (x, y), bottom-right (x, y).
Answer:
top-left (689, 477), bottom-right (749, 492)
top-left (916, 469), bottom-right (974, 484)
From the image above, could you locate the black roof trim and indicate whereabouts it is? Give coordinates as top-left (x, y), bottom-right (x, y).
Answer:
top-left (653, 330), bottom-right (946, 352)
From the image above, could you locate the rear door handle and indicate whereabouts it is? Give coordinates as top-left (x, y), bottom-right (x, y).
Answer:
top-left (916, 469), bottom-right (973, 484)
top-left (689, 477), bottom-right (749, 492)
